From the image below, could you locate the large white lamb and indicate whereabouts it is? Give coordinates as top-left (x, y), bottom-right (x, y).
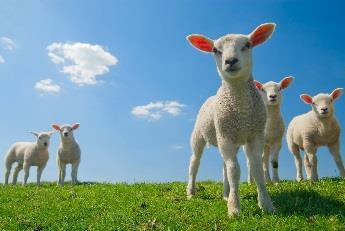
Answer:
top-left (52, 123), bottom-right (81, 185)
top-left (248, 76), bottom-right (294, 183)
top-left (186, 23), bottom-right (276, 216)
top-left (4, 131), bottom-right (53, 185)
top-left (287, 88), bottom-right (345, 182)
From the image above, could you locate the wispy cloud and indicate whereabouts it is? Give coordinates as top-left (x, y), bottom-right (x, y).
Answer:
top-left (171, 145), bottom-right (184, 150)
top-left (35, 79), bottom-right (61, 94)
top-left (47, 42), bottom-right (117, 86)
top-left (0, 55), bottom-right (4, 64)
top-left (0, 37), bottom-right (16, 50)
top-left (131, 101), bottom-right (185, 121)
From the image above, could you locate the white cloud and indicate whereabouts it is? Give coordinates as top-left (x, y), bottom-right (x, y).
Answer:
top-left (35, 79), bottom-right (61, 94)
top-left (47, 42), bottom-right (117, 86)
top-left (131, 101), bottom-right (185, 121)
top-left (171, 145), bottom-right (184, 150)
top-left (0, 55), bottom-right (4, 64)
top-left (0, 37), bottom-right (16, 50)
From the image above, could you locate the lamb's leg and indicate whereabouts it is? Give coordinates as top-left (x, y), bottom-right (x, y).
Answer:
top-left (223, 162), bottom-right (230, 200)
top-left (186, 133), bottom-right (206, 199)
top-left (244, 136), bottom-right (275, 213)
top-left (246, 157), bottom-right (254, 184)
top-left (270, 142), bottom-right (282, 183)
top-left (5, 161), bottom-right (12, 185)
top-left (305, 146), bottom-right (318, 182)
top-left (23, 162), bottom-right (30, 185)
top-left (262, 145), bottom-right (271, 183)
top-left (328, 141), bottom-right (345, 177)
top-left (219, 142), bottom-right (240, 217)
top-left (37, 165), bottom-right (46, 185)
top-left (304, 155), bottom-right (312, 179)
top-left (71, 161), bottom-right (80, 184)
top-left (291, 144), bottom-right (303, 182)
top-left (12, 163), bottom-right (23, 185)
top-left (60, 163), bottom-right (66, 185)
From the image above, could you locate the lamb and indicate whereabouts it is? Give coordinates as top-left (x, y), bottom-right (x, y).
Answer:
top-left (248, 76), bottom-right (294, 183)
top-left (186, 23), bottom-right (276, 216)
top-left (4, 131), bottom-right (53, 185)
top-left (287, 88), bottom-right (345, 182)
top-left (52, 123), bottom-right (81, 185)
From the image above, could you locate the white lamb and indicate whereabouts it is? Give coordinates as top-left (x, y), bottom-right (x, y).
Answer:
top-left (248, 76), bottom-right (294, 183)
top-left (287, 88), bottom-right (345, 182)
top-left (186, 23), bottom-right (276, 216)
top-left (4, 131), bottom-right (53, 185)
top-left (52, 123), bottom-right (81, 185)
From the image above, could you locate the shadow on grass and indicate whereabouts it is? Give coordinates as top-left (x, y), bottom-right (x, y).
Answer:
top-left (272, 189), bottom-right (345, 217)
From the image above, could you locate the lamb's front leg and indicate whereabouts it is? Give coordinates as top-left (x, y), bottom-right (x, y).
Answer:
top-left (37, 165), bottom-right (46, 185)
top-left (219, 142), bottom-right (240, 217)
top-left (244, 136), bottom-right (275, 213)
top-left (262, 145), bottom-right (271, 183)
top-left (270, 141), bottom-right (282, 183)
top-left (23, 163), bottom-right (30, 185)
top-left (305, 145), bottom-right (318, 182)
top-left (223, 162), bottom-right (230, 200)
top-left (71, 161), bottom-right (80, 184)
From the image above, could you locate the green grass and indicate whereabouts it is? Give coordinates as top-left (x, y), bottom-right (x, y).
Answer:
top-left (0, 178), bottom-right (344, 230)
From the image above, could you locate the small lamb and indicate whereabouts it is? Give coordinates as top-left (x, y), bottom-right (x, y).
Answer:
top-left (287, 88), bottom-right (345, 182)
top-left (249, 76), bottom-right (294, 183)
top-left (186, 23), bottom-right (276, 216)
top-left (4, 131), bottom-right (53, 185)
top-left (52, 123), bottom-right (81, 185)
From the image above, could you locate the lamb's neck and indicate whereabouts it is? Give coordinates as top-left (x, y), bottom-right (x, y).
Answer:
top-left (266, 105), bottom-right (282, 118)
top-left (61, 138), bottom-right (77, 148)
top-left (220, 74), bottom-right (254, 96)
top-left (310, 111), bottom-right (334, 125)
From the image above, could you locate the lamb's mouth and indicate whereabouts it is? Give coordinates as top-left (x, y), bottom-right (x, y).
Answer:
top-left (225, 67), bottom-right (241, 74)
top-left (269, 99), bottom-right (277, 103)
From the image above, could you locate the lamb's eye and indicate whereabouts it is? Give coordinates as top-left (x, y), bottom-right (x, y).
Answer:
top-left (262, 89), bottom-right (266, 93)
top-left (241, 42), bottom-right (251, 51)
top-left (213, 47), bottom-right (222, 55)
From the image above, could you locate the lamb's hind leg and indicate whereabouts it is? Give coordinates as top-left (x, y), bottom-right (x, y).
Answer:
top-left (328, 141), bottom-right (345, 177)
top-left (12, 163), bottom-right (23, 185)
top-left (71, 161), bottom-right (80, 184)
top-left (5, 160), bottom-right (13, 185)
top-left (186, 132), bottom-right (206, 199)
top-left (244, 135), bottom-right (275, 213)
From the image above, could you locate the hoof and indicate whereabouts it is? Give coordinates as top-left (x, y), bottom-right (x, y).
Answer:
top-left (187, 194), bottom-right (194, 200)
top-left (223, 196), bottom-right (228, 201)
top-left (228, 208), bottom-right (240, 217)
top-left (296, 176), bottom-right (303, 182)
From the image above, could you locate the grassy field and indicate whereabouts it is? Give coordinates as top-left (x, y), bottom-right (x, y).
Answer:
top-left (0, 178), bottom-right (344, 230)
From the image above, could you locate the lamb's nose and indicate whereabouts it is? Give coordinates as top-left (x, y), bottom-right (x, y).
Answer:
top-left (225, 57), bottom-right (238, 66)
top-left (321, 107), bottom-right (328, 112)
top-left (63, 132), bottom-right (68, 137)
top-left (269, 94), bottom-right (277, 99)
top-left (44, 142), bottom-right (47, 146)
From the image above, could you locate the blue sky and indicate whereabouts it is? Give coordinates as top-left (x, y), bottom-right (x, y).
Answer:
top-left (0, 0), bottom-right (344, 183)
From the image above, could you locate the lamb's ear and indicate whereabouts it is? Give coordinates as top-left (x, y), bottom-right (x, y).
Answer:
top-left (280, 76), bottom-right (294, 90)
top-left (30, 132), bottom-right (39, 137)
top-left (300, 94), bottom-right (313, 104)
top-left (249, 23), bottom-right (276, 47)
top-left (330, 88), bottom-right (343, 101)
top-left (52, 124), bottom-right (61, 131)
top-left (72, 123), bottom-right (80, 130)
top-left (254, 80), bottom-right (263, 90)
top-left (186, 34), bottom-right (214, 53)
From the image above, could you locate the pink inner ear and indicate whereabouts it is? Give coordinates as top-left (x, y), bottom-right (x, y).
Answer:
top-left (72, 123), bottom-right (80, 130)
top-left (280, 77), bottom-right (294, 89)
top-left (187, 35), bottom-right (214, 52)
top-left (52, 124), bottom-right (61, 131)
top-left (254, 80), bottom-right (263, 90)
top-left (331, 89), bottom-right (342, 100)
top-left (300, 94), bottom-right (313, 104)
top-left (250, 24), bottom-right (275, 47)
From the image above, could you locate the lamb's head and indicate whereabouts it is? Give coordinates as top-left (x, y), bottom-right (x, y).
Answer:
top-left (254, 76), bottom-right (294, 107)
top-left (300, 88), bottom-right (343, 118)
top-left (187, 23), bottom-right (276, 82)
top-left (30, 131), bottom-right (53, 148)
top-left (52, 123), bottom-right (80, 140)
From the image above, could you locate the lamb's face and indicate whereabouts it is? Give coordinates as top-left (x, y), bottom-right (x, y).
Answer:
top-left (186, 23), bottom-right (276, 82)
top-left (258, 82), bottom-right (282, 106)
top-left (52, 123), bottom-right (80, 140)
top-left (37, 133), bottom-right (51, 148)
top-left (311, 94), bottom-right (334, 118)
top-left (213, 35), bottom-right (252, 81)
top-left (254, 76), bottom-right (294, 107)
top-left (300, 88), bottom-right (343, 119)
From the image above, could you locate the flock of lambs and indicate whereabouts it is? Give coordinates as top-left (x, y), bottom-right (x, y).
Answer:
top-left (2, 22), bottom-right (344, 218)
top-left (186, 22), bottom-right (344, 216)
